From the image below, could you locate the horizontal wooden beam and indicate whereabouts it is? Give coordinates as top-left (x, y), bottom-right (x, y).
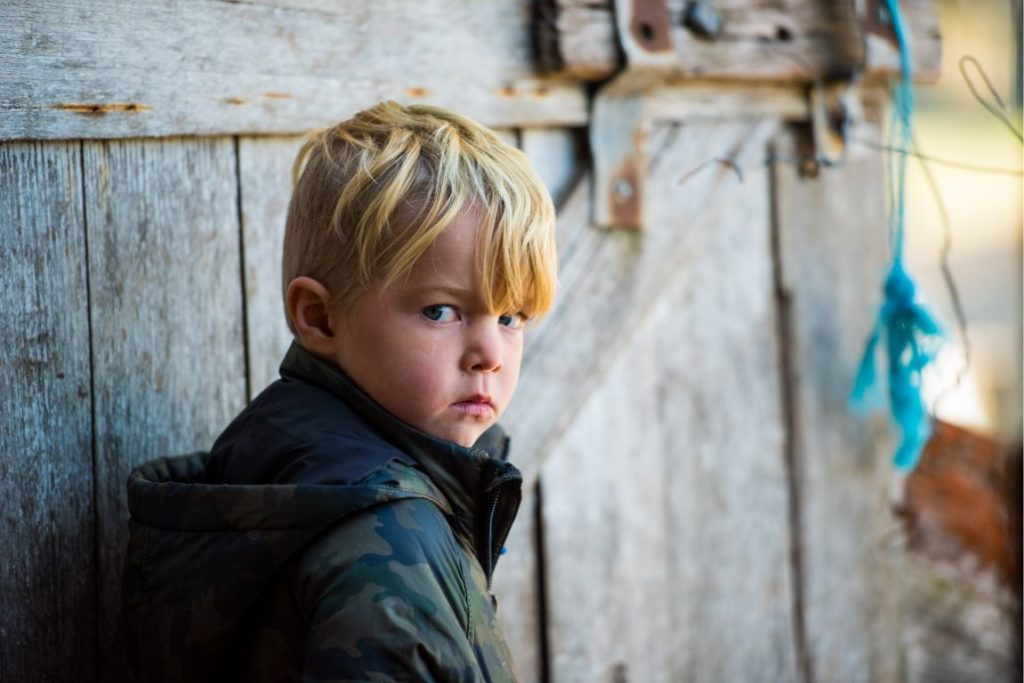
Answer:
top-left (538, 0), bottom-right (941, 83)
top-left (1, 0), bottom-right (588, 141)
top-left (644, 81), bottom-right (809, 121)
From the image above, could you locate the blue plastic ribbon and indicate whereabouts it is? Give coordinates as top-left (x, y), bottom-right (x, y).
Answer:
top-left (850, 0), bottom-right (946, 471)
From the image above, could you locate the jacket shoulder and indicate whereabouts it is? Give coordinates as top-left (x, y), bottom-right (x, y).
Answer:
top-left (294, 497), bottom-right (485, 680)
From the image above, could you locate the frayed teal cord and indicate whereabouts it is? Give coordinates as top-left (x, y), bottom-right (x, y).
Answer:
top-left (850, 0), bottom-right (946, 471)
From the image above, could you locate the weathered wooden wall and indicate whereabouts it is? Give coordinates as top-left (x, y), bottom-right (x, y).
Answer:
top-left (1, 1), bottom-right (968, 681)
top-left (1, 142), bottom-right (95, 681)
top-left (773, 125), bottom-right (904, 682)
top-left (0, 1), bottom-right (586, 139)
top-left (535, 120), bottom-right (798, 682)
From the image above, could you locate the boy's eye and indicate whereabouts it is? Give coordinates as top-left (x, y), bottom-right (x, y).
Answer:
top-left (422, 305), bottom-right (459, 323)
top-left (498, 313), bottom-right (525, 329)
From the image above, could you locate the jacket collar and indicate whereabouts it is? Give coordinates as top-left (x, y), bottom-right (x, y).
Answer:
top-left (278, 342), bottom-right (518, 525)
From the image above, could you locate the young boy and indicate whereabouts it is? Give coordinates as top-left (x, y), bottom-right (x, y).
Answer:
top-left (122, 102), bottom-right (557, 682)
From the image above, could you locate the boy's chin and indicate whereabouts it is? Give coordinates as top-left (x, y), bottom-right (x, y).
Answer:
top-left (450, 431), bottom-right (485, 449)
top-left (428, 424), bottom-right (488, 450)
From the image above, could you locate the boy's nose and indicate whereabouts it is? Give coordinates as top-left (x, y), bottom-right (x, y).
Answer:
top-left (462, 321), bottom-right (503, 373)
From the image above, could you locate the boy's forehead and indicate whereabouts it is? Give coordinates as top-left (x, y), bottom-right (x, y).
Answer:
top-left (404, 213), bottom-right (486, 285)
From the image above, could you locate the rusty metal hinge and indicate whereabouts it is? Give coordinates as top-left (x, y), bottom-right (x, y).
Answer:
top-left (590, 0), bottom-right (675, 230)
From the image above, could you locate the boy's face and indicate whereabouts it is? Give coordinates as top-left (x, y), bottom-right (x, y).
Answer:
top-left (332, 212), bottom-right (525, 448)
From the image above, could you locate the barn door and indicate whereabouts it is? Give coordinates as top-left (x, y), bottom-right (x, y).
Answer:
top-left (495, 113), bottom-right (905, 682)
top-left (2, 1), bottom-right (940, 682)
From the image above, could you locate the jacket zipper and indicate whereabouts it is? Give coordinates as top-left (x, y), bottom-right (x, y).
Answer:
top-left (485, 489), bottom-right (501, 588)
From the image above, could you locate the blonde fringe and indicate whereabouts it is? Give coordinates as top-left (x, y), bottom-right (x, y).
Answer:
top-left (281, 101), bottom-right (557, 331)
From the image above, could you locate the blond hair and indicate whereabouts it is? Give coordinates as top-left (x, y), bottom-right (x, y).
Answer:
top-left (282, 101), bottom-right (557, 332)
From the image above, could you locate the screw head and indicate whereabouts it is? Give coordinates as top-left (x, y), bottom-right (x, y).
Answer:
top-left (683, 1), bottom-right (723, 40)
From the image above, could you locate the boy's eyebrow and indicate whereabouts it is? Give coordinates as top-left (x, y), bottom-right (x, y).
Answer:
top-left (415, 284), bottom-right (478, 299)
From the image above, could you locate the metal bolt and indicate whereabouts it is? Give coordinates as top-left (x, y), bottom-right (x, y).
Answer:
top-left (799, 156), bottom-right (821, 179)
top-left (614, 178), bottom-right (634, 200)
top-left (683, 0), bottom-right (723, 40)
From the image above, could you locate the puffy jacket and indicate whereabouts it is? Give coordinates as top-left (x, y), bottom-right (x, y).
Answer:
top-left (123, 342), bottom-right (522, 682)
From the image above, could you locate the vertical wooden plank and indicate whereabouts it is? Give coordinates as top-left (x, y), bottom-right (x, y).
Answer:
top-left (0, 142), bottom-right (95, 682)
top-left (491, 482), bottom-right (544, 683)
top-left (492, 125), bottom-right (544, 683)
top-left (773, 124), bottom-right (902, 683)
top-left (520, 127), bottom-right (584, 207)
top-left (539, 317), bottom-right (674, 683)
top-left (650, 123), bottom-right (796, 683)
top-left (539, 122), bottom-right (798, 682)
top-left (237, 136), bottom-right (303, 396)
top-left (85, 138), bottom-right (247, 680)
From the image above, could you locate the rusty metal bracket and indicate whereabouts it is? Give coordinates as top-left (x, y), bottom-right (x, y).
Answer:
top-left (591, 77), bottom-right (650, 229)
top-left (809, 79), bottom-right (862, 168)
top-left (591, 0), bottom-right (674, 230)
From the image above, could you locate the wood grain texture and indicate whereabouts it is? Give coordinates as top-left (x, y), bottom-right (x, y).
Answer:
top-left (644, 82), bottom-right (808, 122)
top-left (537, 122), bottom-right (797, 682)
top-left (772, 124), bottom-right (903, 683)
top-left (238, 136), bottom-right (304, 397)
top-left (504, 119), bottom-right (782, 487)
top-left (537, 0), bottom-right (620, 79)
top-left (0, 142), bottom-right (95, 682)
top-left (537, 0), bottom-right (940, 83)
top-left (84, 138), bottom-right (247, 680)
top-left (1, 0), bottom-right (587, 141)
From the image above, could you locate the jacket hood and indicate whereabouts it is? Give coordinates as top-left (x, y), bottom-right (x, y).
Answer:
top-left (122, 446), bottom-right (451, 681)
top-left (123, 343), bottom-right (521, 680)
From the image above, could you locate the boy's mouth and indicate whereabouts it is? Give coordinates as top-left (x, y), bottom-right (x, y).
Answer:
top-left (451, 394), bottom-right (494, 418)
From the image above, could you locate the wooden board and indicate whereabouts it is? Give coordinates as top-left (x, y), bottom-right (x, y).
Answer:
top-left (0, 0), bottom-right (587, 141)
top-left (644, 83), bottom-right (808, 123)
top-left (772, 124), bottom-right (903, 682)
top-left (538, 0), bottom-right (941, 83)
top-left (238, 136), bottom-right (304, 397)
top-left (84, 138), bottom-right (248, 680)
top-left (0, 142), bottom-right (95, 682)
top-left (537, 122), bottom-right (797, 681)
top-left (491, 482), bottom-right (545, 683)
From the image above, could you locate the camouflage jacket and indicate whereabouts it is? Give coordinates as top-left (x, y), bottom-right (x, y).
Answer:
top-left (123, 343), bottom-right (523, 682)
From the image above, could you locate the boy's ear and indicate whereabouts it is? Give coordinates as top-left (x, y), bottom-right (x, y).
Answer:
top-left (286, 277), bottom-right (341, 357)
